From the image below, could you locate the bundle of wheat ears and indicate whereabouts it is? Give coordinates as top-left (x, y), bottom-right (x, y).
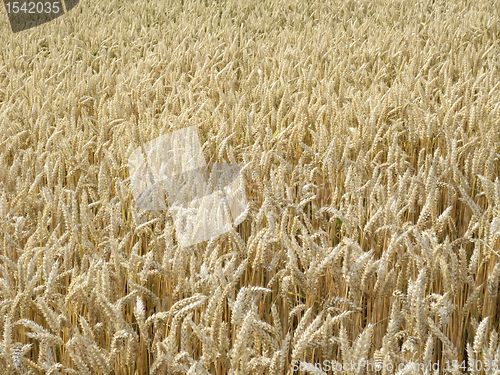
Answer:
top-left (1, 0), bottom-right (500, 373)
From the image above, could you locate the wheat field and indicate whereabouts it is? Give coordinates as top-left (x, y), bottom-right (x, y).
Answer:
top-left (1, 0), bottom-right (500, 373)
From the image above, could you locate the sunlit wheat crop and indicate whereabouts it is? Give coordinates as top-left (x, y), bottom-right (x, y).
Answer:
top-left (1, 0), bottom-right (500, 373)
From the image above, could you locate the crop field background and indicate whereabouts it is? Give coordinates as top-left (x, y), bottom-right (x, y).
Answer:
top-left (1, 0), bottom-right (500, 373)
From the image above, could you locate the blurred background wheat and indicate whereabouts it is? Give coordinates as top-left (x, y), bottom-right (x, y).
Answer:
top-left (1, 0), bottom-right (500, 373)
